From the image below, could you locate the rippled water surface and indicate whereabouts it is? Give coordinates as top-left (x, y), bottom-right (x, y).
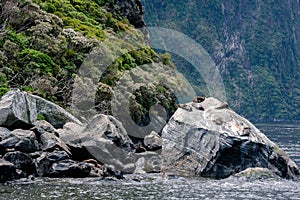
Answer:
top-left (1, 123), bottom-right (300, 200)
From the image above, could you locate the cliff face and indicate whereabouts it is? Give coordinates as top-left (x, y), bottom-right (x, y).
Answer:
top-left (142, 0), bottom-right (300, 121)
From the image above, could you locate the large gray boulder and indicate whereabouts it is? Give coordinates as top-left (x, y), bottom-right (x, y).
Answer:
top-left (58, 115), bottom-right (136, 172)
top-left (33, 94), bottom-right (82, 128)
top-left (0, 90), bottom-right (82, 129)
top-left (0, 89), bottom-right (37, 128)
top-left (59, 114), bottom-right (159, 173)
top-left (161, 97), bottom-right (299, 179)
top-left (76, 114), bottom-right (136, 172)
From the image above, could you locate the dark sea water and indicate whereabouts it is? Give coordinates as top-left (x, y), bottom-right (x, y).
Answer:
top-left (1, 123), bottom-right (300, 200)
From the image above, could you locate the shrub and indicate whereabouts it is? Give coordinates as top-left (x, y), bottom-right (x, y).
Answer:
top-left (18, 49), bottom-right (59, 74)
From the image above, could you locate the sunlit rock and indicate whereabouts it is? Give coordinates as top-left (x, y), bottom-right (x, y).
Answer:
top-left (161, 97), bottom-right (299, 179)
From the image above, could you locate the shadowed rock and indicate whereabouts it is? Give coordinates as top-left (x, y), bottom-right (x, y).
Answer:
top-left (48, 159), bottom-right (91, 178)
top-left (0, 159), bottom-right (18, 182)
top-left (0, 129), bottom-right (39, 154)
top-left (35, 151), bottom-right (70, 177)
top-left (40, 132), bottom-right (71, 155)
top-left (3, 151), bottom-right (35, 175)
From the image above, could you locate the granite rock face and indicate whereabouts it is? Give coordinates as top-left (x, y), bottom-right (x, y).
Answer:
top-left (0, 90), bottom-right (82, 129)
top-left (0, 89), bottom-right (37, 129)
top-left (161, 97), bottom-right (299, 179)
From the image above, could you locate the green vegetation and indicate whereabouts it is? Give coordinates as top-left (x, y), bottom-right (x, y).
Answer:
top-left (0, 0), bottom-right (179, 124)
top-left (37, 113), bottom-right (45, 120)
top-left (0, 72), bottom-right (8, 97)
top-left (143, 0), bottom-right (300, 121)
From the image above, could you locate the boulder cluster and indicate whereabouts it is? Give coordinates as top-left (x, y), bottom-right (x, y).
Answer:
top-left (0, 90), bottom-right (299, 183)
top-left (0, 90), bottom-right (161, 182)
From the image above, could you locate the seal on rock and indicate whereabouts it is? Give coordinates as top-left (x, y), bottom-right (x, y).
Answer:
top-left (192, 96), bottom-right (205, 103)
top-left (191, 102), bottom-right (204, 111)
top-left (215, 102), bottom-right (229, 110)
top-left (241, 127), bottom-right (251, 136)
top-left (178, 104), bottom-right (192, 112)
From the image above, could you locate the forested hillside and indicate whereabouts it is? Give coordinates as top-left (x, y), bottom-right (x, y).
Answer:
top-left (142, 0), bottom-right (300, 121)
top-left (0, 0), bottom-right (181, 125)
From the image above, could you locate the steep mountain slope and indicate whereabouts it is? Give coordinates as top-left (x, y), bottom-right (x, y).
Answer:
top-left (142, 0), bottom-right (300, 121)
top-left (0, 0), bottom-right (184, 126)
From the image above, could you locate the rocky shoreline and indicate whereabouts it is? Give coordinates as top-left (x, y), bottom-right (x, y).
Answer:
top-left (0, 90), bottom-right (299, 183)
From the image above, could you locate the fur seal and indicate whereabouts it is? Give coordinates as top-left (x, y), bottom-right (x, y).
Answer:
top-left (192, 96), bottom-right (205, 103)
top-left (191, 102), bottom-right (204, 111)
top-left (83, 159), bottom-right (100, 167)
top-left (135, 146), bottom-right (147, 153)
top-left (178, 104), bottom-right (192, 112)
top-left (215, 102), bottom-right (229, 109)
top-left (241, 127), bottom-right (251, 136)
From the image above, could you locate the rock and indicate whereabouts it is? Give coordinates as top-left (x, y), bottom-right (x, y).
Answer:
top-left (31, 120), bottom-right (59, 140)
top-left (102, 165), bottom-right (124, 179)
top-left (59, 114), bottom-right (162, 174)
top-left (35, 151), bottom-right (70, 177)
top-left (40, 132), bottom-right (71, 155)
top-left (0, 129), bottom-right (39, 154)
top-left (80, 114), bottom-right (136, 172)
top-left (233, 167), bottom-right (280, 180)
top-left (48, 159), bottom-right (91, 178)
top-left (161, 97), bottom-right (300, 179)
top-left (33, 94), bottom-right (82, 128)
top-left (57, 122), bottom-right (85, 150)
top-left (57, 122), bottom-right (94, 161)
top-left (134, 157), bottom-right (147, 174)
top-left (144, 131), bottom-right (162, 151)
top-left (110, 0), bottom-right (149, 42)
top-left (0, 127), bottom-right (12, 141)
top-left (58, 122), bottom-right (84, 144)
top-left (0, 159), bottom-right (17, 182)
top-left (0, 89), bottom-right (37, 129)
top-left (0, 90), bottom-right (82, 129)
top-left (84, 114), bottom-right (134, 151)
top-left (3, 151), bottom-right (35, 175)
top-left (11, 129), bottom-right (36, 140)
top-left (134, 152), bottom-right (161, 173)
top-left (57, 122), bottom-right (95, 161)
top-left (79, 138), bottom-right (135, 173)
top-left (114, 0), bottom-right (145, 29)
